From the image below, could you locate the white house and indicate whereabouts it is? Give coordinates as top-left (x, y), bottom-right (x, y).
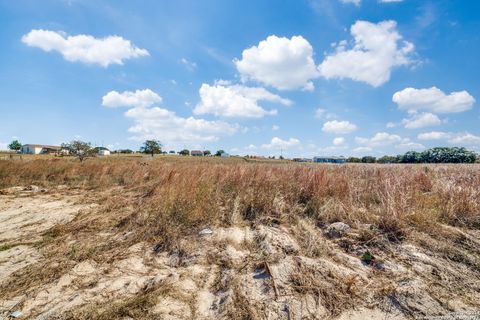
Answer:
top-left (221, 152), bottom-right (230, 158)
top-left (98, 149), bottom-right (111, 156)
top-left (21, 144), bottom-right (64, 155)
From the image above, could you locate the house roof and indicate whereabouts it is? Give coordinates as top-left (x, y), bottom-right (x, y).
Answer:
top-left (23, 144), bottom-right (62, 149)
top-left (190, 150), bottom-right (203, 154)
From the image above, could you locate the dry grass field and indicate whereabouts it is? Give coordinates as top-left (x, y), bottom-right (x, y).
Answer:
top-left (0, 157), bottom-right (479, 319)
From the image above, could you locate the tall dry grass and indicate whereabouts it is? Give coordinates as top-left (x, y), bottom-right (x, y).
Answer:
top-left (1, 157), bottom-right (479, 317)
top-left (1, 157), bottom-right (479, 243)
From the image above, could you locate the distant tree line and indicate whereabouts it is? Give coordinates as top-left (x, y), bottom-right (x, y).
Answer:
top-left (347, 147), bottom-right (478, 164)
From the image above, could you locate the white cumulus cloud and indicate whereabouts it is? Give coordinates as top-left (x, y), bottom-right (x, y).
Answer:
top-left (102, 89), bottom-right (237, 147)
top-left (417, 131), bottom-right (450, 140)
top-left (355, 132), bottom-right (402, 147)
top-left (194, 82), bottom-right (291, 118)
top-left (402, 112), bottom-right (442, 129)
top-left (235, 35), bottom-right (319, 91)
top-left (417, 131), bottom-right (480, 146)
top-left (22, 29), bottom-right (149, 67)
top-left (396, 140), bottom-right (425, 150)
top-left (333, 137), bottom-right (346, 146)
top-left (322, 120), bottom-right (357, 134)
top-left (353, 146), bottom-right (373, 153)
top-left (102, 89), bottom-right (162, 108)
top-left (448, 133), bottom-right (480, 146)
top-left (319, 20), bottom-right (414, 87)
top-left (261, 137), bottom-right (300, 149)
top-left (392, 87), bottom-right (475, 114)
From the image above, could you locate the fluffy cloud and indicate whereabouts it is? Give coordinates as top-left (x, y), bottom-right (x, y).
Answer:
top-left (417, 131), bottom-right (480, 146)
top-left (340, 0), bottom-right (360, 5)
top-left (261, 137), bottom-right (300, 149)
top-left (194, 82), bottom-right (291, 118)
top-left (333, 137), bottom-right (346, 146)
top-left (392, 87), bottom-right (475, 114)
top-left (314, 108), bottom-right (336, 120)
top-left (355, 132), bottom-right (402, 147)
top-left (322, 120), bottom-right (357, 134)
top-left (235, 35), bottom-right (319, 91)
top-left (402, 112), bottom-right (441, 129)
top-left (417, 131), bottom-right (450, 140)
top-left (396, 140), bottom-right (425, 150)
top-left (315, 108), bottom-right (326, 119)
top-left (319, 20), bottom-right (414, 87)
top-left (22, 29), bottom-right (149, 67)
top-left (353, 146), bottom-right (373, 153)
top-left (102, 89), bottom-right (162, 108)
top-left (448, 133), bottom-right (480, 146)
top-left (102, 89), bottom-right (237, 146)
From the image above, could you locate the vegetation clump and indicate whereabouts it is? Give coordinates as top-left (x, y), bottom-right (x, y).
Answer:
top-left (61, 140), bottom-right (96, 162)
top-left (348, 147), bottom-right (478, 164)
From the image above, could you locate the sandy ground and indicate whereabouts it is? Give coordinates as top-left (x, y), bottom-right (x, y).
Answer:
top-left (0, 188), bottom-right (479, 319)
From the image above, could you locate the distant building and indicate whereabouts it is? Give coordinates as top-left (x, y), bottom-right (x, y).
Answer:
top-left (221, 152), bottom-right (230, 158)
top-left (191, 150), bottom-right (204, 156)
top-left (313, 156), bottom-right (346, 164)
top-left (98, 149), bottom-right (110, 156)
top-left (21, 144), bottom-right (65, 155)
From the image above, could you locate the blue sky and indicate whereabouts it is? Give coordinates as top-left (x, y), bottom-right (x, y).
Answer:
top-left (1, 0), bottom-right (479, 157)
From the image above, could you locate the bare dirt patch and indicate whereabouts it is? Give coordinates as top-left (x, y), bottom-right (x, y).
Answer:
top-left (1, 191), bottom-right (478, 319)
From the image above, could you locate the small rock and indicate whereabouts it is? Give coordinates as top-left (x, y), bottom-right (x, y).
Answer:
top-left (27, 185), bottom-right (40, 192)
top-left (326, 222), bottom-right (351, 238)
top-left (120, 231), bottom-right (133, 241)
top-left (9, 310), bottom-right (23, 318)
top-left (374, 262), bottom-right (386, 271)
top-left (24, 185), bottom-right (47, 193)
top-left (199, 228), bottom-right (213, 236)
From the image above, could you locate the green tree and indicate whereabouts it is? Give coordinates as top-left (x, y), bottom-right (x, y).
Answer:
top-left (399, 151), bottom-right (421, 163)
top-left (140, 140), bottom-right (162, 157)
top-left (61, 141), bottom-right (95, 162)
top-left (215, 150), bottom-right (225, 157)
top-left (361, 156), bottom-right (376, 163)
top-left (376, 147), bottom-right (478, 164)
top-left (347, 157), bottom-right (361, 163)
top-left (377, 155), bottom-right (398, 164)
top-left (178, 149), bottom-right (190, 156)
top-left (203, 150), bottom-right (211, 156)
top-left (8, 140), bottom-right (22, 152)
